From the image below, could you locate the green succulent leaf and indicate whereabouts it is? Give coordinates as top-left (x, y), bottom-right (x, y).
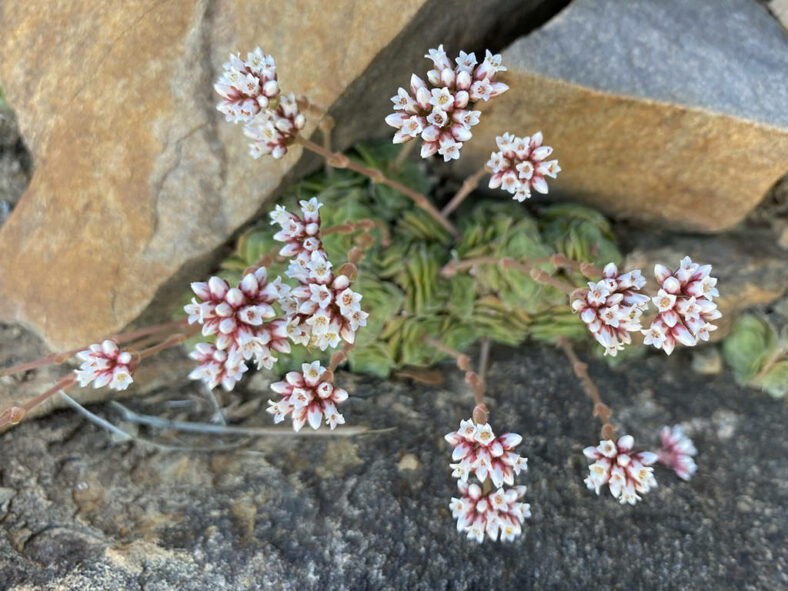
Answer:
top-left (752, 361), bottom-right (788, 398)
top-left (347, 343), bottom-right (395, 378)
top-left (203, 139), bottom-right (627, 378)
top-left (722, 314), bottom-right (779, 383)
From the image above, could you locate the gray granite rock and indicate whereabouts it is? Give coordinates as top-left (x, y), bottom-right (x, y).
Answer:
top-left (514, 0), bottom-right (788, 128)
top-left (0, 345), bottom-right (785, 590)
top-left (462, 0), bottom-right (788, 232)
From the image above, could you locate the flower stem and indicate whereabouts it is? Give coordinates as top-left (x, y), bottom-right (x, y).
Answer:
top-left (0, 373), bottom-right (77, 429)
top-left (295, 135), bottom-right (459, 238)
top-left (422, 336), bottom-right (486, 407)
top-left (549, 253), bottom-right (602, 279)
top-left (0, 318), bottom-right (189, 378)
top-left (441, 165), bottom-right (488, 217)
top-left (440, 255), bottom-right (553, 278)
top-left (137, 328), bottom-right (198, 360)
top-left (530, 268), bottom-right (577, 295)
top-left (322, 218), bottom-right (391, 246)
top-left (478, 338), bottom-right (491, 384)
top-left (555, 337), bottom-right (616, 440)
top-left (393, 141), bottom-right (416, 171)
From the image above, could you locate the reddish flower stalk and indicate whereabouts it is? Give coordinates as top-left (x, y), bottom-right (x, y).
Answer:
top-left (0, 374), bottom-right (77, 429)
top-left (440, 255), bottom-right (554, 278)
top-left (555, 336), bottom-right (616, 440)
top-left (0, 318), bottom-right (188, 379)
top-left (441, 165), bottom-right (488, 217)
top-left (0, 329), bottom-right (195, 430)
top-left (295, 135), bottom-right (458, 238)
top-left (422, 335), bottom-right (486, 408)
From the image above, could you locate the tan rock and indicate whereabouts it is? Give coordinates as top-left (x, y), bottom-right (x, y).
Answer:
top-left (461, 0), bottom-right (788, 232)
top-left (0, 0), bottom-right (540, 350)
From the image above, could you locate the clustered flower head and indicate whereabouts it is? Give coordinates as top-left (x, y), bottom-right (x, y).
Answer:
top-left (445, 419), bottom-right (528, 488)
top-left (75, 340), bottom-right (135, 391)
top-left (643, 257), bottom-right (721, 355)
top-left (571, 263), bottom-right (650, 356)
top-left (214, 47), bottom-right (280, 123)
top-left (215, 48), bottom-right (305, 160)
top-left (185, 268), bottom-right (291, 391)
top-left (583, 435), bottom-right (658, 505)
top-left (244, 93), bottom-right (306, 159)
top-left (185, 198), bottom-right (362, 431)
top-left (267, 360), bottom-right (348, 431)
top-left (487, 131), bottom-right (561, 201)
top-left (658, 425), bottom-right (697, 481)
top-left (445, 418), bottom-right (530, 542)
top-left (450, 481), bottom-right (531, 543)
top-left (386, 46), bottom-right (508, 161)
top-left (271, 198), bottom-right (368, 351)
top-left (187, 342), bottom-right (249, 392)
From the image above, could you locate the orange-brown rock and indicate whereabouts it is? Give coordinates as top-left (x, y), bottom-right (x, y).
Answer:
top-left (0, 0), bottom-right (551, 350)
top-left (461, 0), bottom-right (788, 232)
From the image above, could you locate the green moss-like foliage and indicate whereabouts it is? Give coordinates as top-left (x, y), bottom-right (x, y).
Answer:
top-left (219, 141), bottom-right (622, 377)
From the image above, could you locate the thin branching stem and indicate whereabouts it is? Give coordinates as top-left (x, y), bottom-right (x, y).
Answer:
top-left (295, 135), bottom-right (459, 238)
top-left (322, 218), bottom-right (391, 246)
top-left (555, 336), bottom-right (616, 440)
top-left (478, 338), bottom-right (491, 384)
top-left (0, 318), bottom-right (188, 378)
top-left (529, 268), bottom-right (577, 295)
top-left (441, 165), bottom-right (488, 217)
top-left (392, 141), bottom-right (415, 171)
top-left (441, 255), bottom-right (553, 277)
top-left (0, 373), bottom-right (77, 428)
top-left (422, 335), bottom-right (486, 411)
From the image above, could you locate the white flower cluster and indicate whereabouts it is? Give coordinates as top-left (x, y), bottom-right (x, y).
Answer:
top-left (658, 425), bottom-right (697, 481)
top-left (643, 257), bottom-right (720, 355)
top-left (185, 269), bottom-right (291, 391)
top-left (188, 342), bottom-right (250, 392)
top-left (214, 47), bottom-right (279, 123)
top-left (487, 132), bottom-right (561, 201)
top-left (271, 198), bottom-right (368, 351)
top-left (571, 263), bottom-right (650, 357)
top-left (267, 360), bottom-right (348, 431)
top-left (583, 435), bottom-right (658, 505)
top-left (445, 419), bottom-right (528, 488)
top-left (215, 48), bottom-right (305, 160)
top-left (445, 419), bottom-right (530, 542)
top-left (75, 340), bottom-right (135, 391)
top-left (450, 481), bottom-right (531, 543)
top-left (244, 93), bottom-right (306, 159)
top-left (185, 198), bottom-right (365, 417)
top-left (385, 46), bottom-right (508, 161)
